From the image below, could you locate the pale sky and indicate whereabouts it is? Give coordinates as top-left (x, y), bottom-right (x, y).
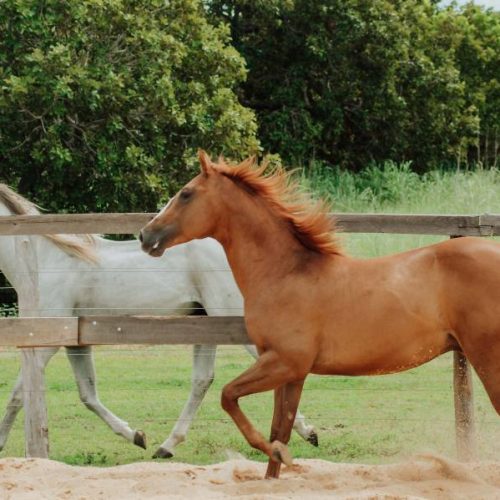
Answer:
top-left (442, 0), bottom-right (500, 9)
top-left (467, 0), bottom-right (499, 7)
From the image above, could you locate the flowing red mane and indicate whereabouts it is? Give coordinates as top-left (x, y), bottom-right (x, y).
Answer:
top-left (212, 157), bottom-right (341, 255)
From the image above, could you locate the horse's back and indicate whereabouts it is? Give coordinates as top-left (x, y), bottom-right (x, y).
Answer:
top-left (435, 237), bottom-right (500, 317)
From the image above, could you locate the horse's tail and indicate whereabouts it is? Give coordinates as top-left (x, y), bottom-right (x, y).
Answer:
top-left (46, 234), bottom-right (99, 264)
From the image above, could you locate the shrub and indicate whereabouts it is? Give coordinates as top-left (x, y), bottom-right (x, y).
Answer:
top-left (0, 0), bottom-right (259, 211)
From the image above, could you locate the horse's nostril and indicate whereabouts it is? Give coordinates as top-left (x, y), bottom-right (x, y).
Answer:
top-left (138, 230), bottom-right (143, 243)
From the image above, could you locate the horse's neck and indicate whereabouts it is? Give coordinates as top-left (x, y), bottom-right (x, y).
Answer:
top-left (214, 194), bottom-right (307, 296)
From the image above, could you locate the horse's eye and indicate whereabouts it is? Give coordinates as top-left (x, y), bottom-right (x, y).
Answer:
top-left (179, 189), bottom-right (193, 201)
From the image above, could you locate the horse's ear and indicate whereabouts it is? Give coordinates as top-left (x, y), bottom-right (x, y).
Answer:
top-left (198, 150), bottom-right (214, 176)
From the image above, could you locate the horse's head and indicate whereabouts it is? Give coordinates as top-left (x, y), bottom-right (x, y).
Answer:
top-left (140, 150), bottom-right (224, 257)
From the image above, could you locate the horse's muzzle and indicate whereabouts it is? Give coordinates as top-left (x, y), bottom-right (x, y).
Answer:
top-left (140, 224), bottom-right (178, 257)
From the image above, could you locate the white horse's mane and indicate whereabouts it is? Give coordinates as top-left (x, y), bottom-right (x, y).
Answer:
top-left (0, 183), bottom-right (98, 263)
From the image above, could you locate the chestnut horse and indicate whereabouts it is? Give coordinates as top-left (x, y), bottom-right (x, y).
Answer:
top-left (140, 151), bottom-right (500, 479)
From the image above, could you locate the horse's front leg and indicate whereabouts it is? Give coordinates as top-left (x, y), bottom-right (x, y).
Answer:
top-left (65, 346), bottom-right (146, 448)
top-left (0, 347), bottom-right (59, 452)
top-left (243, 344), bottom-right (317, 446)
top-left (220, 350), bottom-right (304, 466)
top-left (153, 344), bottom-right (217, 458)
top-left (265, 379), bottom-right (305, 479)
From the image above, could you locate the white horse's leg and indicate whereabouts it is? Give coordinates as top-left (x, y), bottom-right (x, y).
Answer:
top-left (65, 346), bottom-right (146, 448)
top-left (153, 344), bottom-right (216, 458)
top-left (242, 344), bottom-right (318, 447)
top-left (0, 347), bottom-right (59, 451)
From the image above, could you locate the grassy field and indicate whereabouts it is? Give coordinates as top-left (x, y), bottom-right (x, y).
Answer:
top-left (0, 164), bottom-right (499, 467)
top-left (0, 348), bottom-right (498, 467)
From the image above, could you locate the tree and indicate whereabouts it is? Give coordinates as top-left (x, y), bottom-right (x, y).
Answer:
top-left (0, 0), bottom-right (258, 211)
top-left (208, 0), bottom-right (486, 171)
top-left (453, 3), bottom-right (500, 166)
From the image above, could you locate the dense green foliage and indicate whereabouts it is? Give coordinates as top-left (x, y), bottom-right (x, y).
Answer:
top-left (0, 0), bottom-right (258, 211)
top-left (454, 3), bottom-right (500, 166)
top-left (0, 0), bottom-right (498, 211)
top-left (209, 1), bottom-right (499, 170)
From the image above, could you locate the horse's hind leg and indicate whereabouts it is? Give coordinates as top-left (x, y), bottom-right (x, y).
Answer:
top-left (478, 365), bottom-right (500, 416)
top-left (461, 341), bottom-right (500, 416)
top-left (153, 344), bottom-right (217, 458)
top-left (0, 347), bottom-right (59, 452)
top-left (65, 346), bottom-right (145, 448)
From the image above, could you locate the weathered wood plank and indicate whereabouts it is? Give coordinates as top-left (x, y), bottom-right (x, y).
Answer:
top-left (79, 316), bottom-right (250, 345)
top-left (0, 213), bottom-right (153, 235)
top-left (21, 350), bottom-right (49, 458)
top-left (479, 214), bottom-right (500, 236)
top-left (449, 234), bottom-right (476, 462)
top-left (453, 351), bottom-right (477, 461)
top-left (0, 318), bottom-right (78, 347)
top-left (16, 237), bottom-right (49, 458)
top-left (0, 213), bottom-right (499, 236)
top-left (333, 213), bottom-right (485, 235)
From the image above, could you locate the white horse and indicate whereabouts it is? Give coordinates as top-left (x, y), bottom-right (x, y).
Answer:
top-left (0, 184), bottom-right (317, 458)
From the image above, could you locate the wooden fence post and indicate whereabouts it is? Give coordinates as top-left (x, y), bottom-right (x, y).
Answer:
top-left (16, 237), bottom-right (49, 458)
top-left (21, 349), bottom-right (49, 457)
top-left (453, 351), bottom-right (476, 461)
top-left (450, 235), bottom-right (476, 461)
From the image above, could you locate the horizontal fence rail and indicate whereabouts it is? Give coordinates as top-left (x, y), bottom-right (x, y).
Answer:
top-left (0, 317), bottom-right (79, 347)
top-left (0, 212), bottom-right (499, 236)
top-left (0, 316), bottom-right (249, 347)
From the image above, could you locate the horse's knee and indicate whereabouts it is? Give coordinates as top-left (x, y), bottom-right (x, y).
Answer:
top-left (221, 385), bottom-right (237, 413)
top-left (82, 398), bottom-right (98, 412)
top-left (9, 392), bottom-right (23, 407)
top-left (193, 374), bottom-right (214, 394)
top-left (78, 391), bottom-right (98, 412)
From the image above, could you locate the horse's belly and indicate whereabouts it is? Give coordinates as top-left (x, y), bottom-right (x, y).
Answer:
top-left (311, 324), bottom-right (452, 376)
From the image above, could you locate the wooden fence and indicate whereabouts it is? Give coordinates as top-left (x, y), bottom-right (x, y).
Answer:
top-left (1, 212), bottom-right (499, 460)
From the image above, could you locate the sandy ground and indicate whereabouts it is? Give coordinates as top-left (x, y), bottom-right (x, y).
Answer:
top-left (0, 455), bottom-right (499, 500)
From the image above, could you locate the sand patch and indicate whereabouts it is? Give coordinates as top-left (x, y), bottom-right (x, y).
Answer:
top-left (0, 455), bottom-right (498, 499)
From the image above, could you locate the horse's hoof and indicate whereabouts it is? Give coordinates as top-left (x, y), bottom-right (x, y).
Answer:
top-left (307, 431), bottom-right (319, 447)
top-left (133, 431), bottom-right (147, 450)
top-left (153, 447), bottom-right (174, 459)
top-left (271, 440), bottom-right (293, 466)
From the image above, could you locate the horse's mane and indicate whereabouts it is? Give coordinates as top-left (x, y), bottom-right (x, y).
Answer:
top-left (0, 184), bottom-right (98, 264)
top-left (213, 157), bottom-right (342, 256)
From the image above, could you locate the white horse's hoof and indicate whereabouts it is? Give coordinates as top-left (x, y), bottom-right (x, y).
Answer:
top-left (307, 431), bottom-right (319, 447)
top-left (153, 447), bottom-right (174, 459)
top-left (133, 430), bottom-right (147, 449)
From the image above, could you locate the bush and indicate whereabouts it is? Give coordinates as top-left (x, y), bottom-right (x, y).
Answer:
top-left (0, 0), bottom-right (259, 211)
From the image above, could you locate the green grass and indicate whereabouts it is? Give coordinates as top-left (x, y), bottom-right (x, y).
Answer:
top-left (0, 348), bottom-right (498, 466)
top-left (302, 161), bottom-right (500, 215)
top-left (0, 163), bottom-right (499, 466)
